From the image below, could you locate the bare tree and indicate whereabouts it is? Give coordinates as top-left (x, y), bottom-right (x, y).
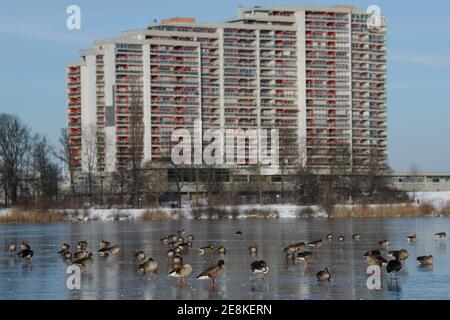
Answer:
top-left (81, 124), bottom-right (98, 203)
top-left (0, 114), bottom-right (30, 206)
top-left (409, 162), bottom-right (422, 201)
top-left (56, 128), bottom-right (77, 198)
top-left (143, 161), bottom-right (168, 207)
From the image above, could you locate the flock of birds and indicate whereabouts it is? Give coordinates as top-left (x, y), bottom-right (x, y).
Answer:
top-left (5, 230), bottom-right (447, 291)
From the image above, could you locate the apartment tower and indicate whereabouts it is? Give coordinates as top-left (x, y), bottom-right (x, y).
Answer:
top-left (67, 5), bottom-right (387, 175)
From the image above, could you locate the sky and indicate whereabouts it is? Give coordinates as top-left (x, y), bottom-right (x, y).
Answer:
top-left (0, 0), bottom-right (449, 172)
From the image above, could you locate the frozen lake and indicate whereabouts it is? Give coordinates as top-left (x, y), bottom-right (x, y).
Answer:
top-left (1, 218), bottom-right (450, 300)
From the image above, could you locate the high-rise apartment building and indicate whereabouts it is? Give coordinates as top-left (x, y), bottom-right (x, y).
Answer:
top-left (67, 5), bottom-right (387, 175)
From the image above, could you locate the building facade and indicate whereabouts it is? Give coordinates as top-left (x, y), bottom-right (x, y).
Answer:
top-left (67, 5), bottom-right (387, 175)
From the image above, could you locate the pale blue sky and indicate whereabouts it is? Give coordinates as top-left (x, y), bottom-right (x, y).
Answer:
top-left (0, 0), bottom-right (449, 171)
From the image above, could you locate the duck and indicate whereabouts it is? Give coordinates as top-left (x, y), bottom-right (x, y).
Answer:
top-left (196, 260), bottom-right (225, 289)
top-left (187, 234), bottom-right (194, 241)
top-left (73, 252), bottom-right (94, 267)
top-left (235, 231), bottom-right (242, 236)
top-left (417, 255), bottom-right (433, 266)
top-left (386, 259), bottom-right (402, 276)
top-left (169, 263), bottom-right (193, 285)
top-left (352, 233), bottom-right (360, 240)
top-left (316, 268), bottom-right (331, 281)
top-left (249, 243), bottom-right (258, 254)
top-left (250, 260), bottom-right (269, 274)
top-left (134, 250), bottom-right (146, 262)
top-left (326, 234), bottom-right (333, 240)
top-left (283, 242), bottom-right (305, 254)
top-left (218, 246), bottom-right (226, 255)
top-left (198, 245), bottom-right (214, 255)
top-left (434, 232), bottom-right (447, 239)
top-left (297, 251), bottom-right (314, 262)
top-left (378, 240), bottom-right (390, 247)
top-left (389, 249), bottom-right (409, 261)
top-left (62, 250), bottom-right (72, 260)
top-left (139, 257), bottom-right (158, 274)
top-left (8, 242), bottom-right (16, 254)
top-left (406, 235), bottom-right (417, 242)
top-left (308, 239), bottom-right (323, 248)
top-left (338, 235), bottom-right (345, 242)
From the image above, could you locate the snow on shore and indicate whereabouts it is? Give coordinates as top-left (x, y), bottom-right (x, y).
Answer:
top-left (1, 191), bottom-right (450, 221)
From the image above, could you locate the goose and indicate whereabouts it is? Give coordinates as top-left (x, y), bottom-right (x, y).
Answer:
top-left (139, 257), bottom-right (158, 274)
top-left (99, 240), bottom-right (111, 249)
top-left (19, 241), bottom-right (30, 252)
top-left (250, 260), bottom-right (269, 274)
top-left (172, 254), bottom-right (183, 266)
top-left (389, 249), bottom-right (409, 261)
top-left (367, 255), bottom-right (387, 267)
top-left (198, 245), bottom-right (214, 255)
top-left (109, 245), bottom-right (120, 254)
top-left (378, 240), bottom-right (390, 247)
top-left (167, 249), bottom-right (175, 258)
top-left (58, 243), bottom-right (70, 254)
top-left (74, 250), bottom-right (88, 260)
top-left (134, 250), bottom-right (146, 262)
top-left (364, 249), bottom-right (382, 257)
top-left (316, 268), bottom-right (331, 281)
top-left (308, 239), bottom-right (323, 248)
top-left (297, 251), bottom-right (314, 262)
top-left (406, 235), bottom-right (417, 242)
top-left (76, 241), bottom-right (88, 251)
top-left (8, 243), bottom-right (16, 254)
top-left (283, 242), bottom-right (305, 254)
top-left (160, 237), bottom-right (169, 244)
top-left (285, 252), bottom-right (295, 263)
top-left (352, 233), bottom-right (360, 240)
top-left (386, 259), bottom-right (402, 276)
top-left (338, 236), bottom-right (345, 242)
top-left (326, 234), bottom-right (333, 240)
top-left (98, 247), bottom-right (110, 257)
top-left (62, 251), bottom-right (72, 260)
top-left (417, 255), bottom-right (433, 266)
top-left (196, 259), bottom-right (225, 289)
top-left (169, 263), bottom-right (193, 285)
top-left (249, 243), bottom-right (258, 254)
top-left (218, 246), bottom-right (226, 255)
top-left (73, 252), bottom-right (94, 267)
top-left (19, 248), bottom-right (34, 259)
top-left (435, 232), bottom-right (446, 239)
